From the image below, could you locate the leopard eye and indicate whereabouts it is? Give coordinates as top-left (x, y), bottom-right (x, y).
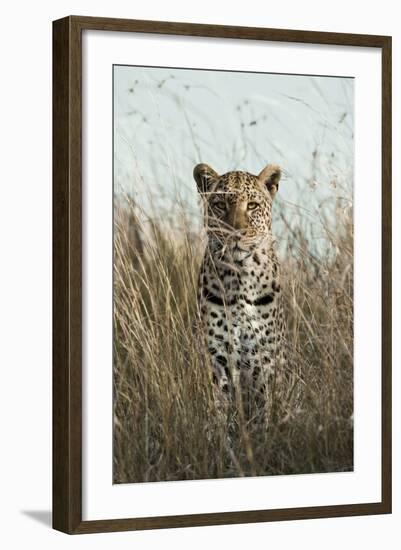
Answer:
top-left (247, 202), bottom-right (259, 210)
top-left (213, 201), bottom-right (226, 211)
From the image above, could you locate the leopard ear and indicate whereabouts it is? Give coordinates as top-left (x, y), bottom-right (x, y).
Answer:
top-left (193, 163), bottom-right (219, 195)
top-left (258, 164), bottom-right (282, 198)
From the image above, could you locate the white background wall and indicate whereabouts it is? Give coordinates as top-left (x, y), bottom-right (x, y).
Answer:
top-left (0, 0), bottom-right (399, 547)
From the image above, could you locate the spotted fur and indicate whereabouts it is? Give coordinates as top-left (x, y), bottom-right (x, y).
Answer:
top-left (194, 163), bottom-right (286, 407)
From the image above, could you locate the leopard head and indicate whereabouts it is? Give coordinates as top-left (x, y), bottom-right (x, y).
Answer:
top-left (194, 163), bottom-right (281, 253)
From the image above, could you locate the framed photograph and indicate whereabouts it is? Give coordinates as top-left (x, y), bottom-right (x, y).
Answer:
top-left (53, 16), bottom-right (392, 534)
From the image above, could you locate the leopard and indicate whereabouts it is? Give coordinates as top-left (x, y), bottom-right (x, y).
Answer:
top-left (194, 163), bottom-right (286, 415)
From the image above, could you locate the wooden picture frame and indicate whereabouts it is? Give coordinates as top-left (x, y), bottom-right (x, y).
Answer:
top-left (53, 15), bottom-right (392, 534)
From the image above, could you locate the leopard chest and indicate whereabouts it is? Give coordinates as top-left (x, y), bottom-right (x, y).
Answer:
top-left (199, 252), bottom-right (283, 382)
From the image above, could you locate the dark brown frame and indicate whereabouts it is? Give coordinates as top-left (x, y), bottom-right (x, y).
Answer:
top-left (53, 15), bottom-right (392, 534)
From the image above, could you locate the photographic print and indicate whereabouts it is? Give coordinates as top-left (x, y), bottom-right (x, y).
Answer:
top-left (53, 16), bottom-right (391, 533)
top-left (113, 64), bottom-right (354, 484)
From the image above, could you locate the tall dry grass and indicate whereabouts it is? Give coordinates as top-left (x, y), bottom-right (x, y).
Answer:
top-left (113, 194), bottom-right (353, 483)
